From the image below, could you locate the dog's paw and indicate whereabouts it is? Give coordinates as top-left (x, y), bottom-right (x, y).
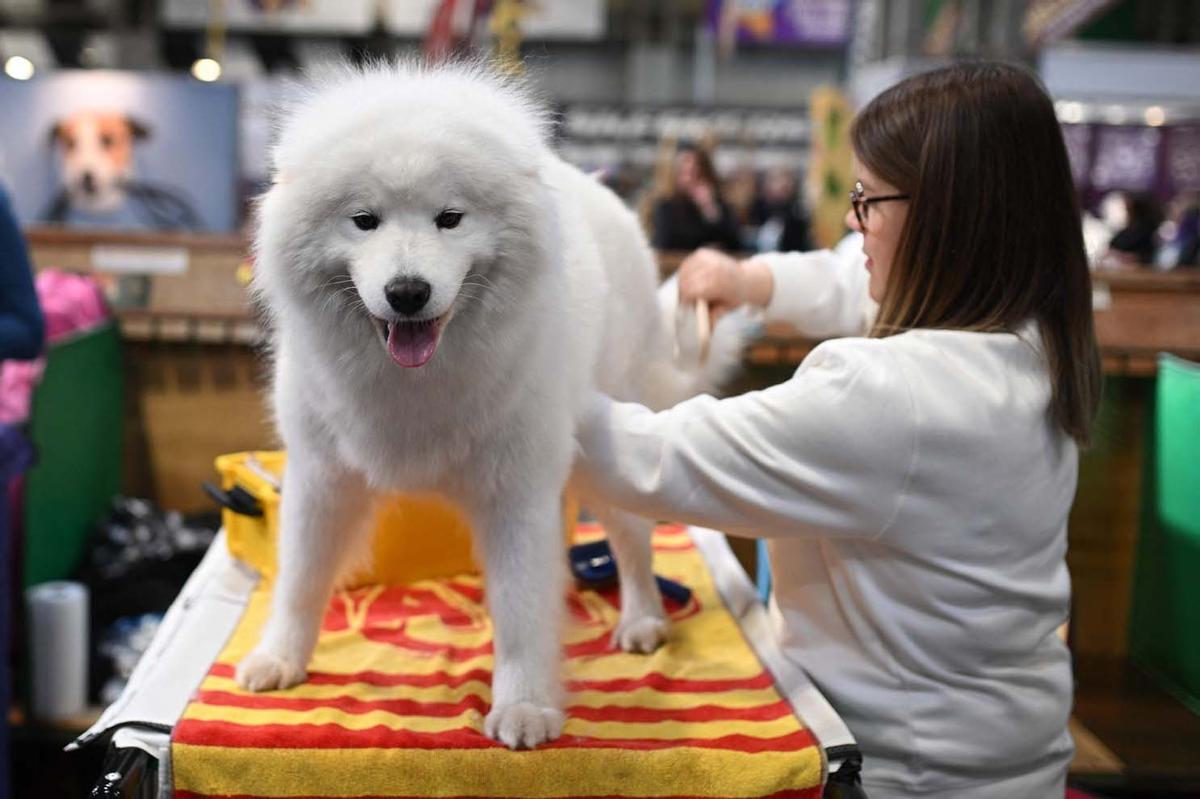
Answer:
top-left (484, 702), bottom-right (565, 749)
top-left (612, 614), bottom-right (669, 654)
top-left (235, 648), bottom-right (307, 692)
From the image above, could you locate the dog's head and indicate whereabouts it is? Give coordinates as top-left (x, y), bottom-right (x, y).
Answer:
top-left (255, 62), bottom-right (555, 369)
top-left (49, 111), bottom-right (150, 213)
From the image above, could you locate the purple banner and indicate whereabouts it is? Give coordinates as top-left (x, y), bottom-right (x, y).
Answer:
top-left (1166, 126), bottom-right (1200, 192)
top-left (708, 0), bottom-right (852, 46)
top-left (1060, 124), bottom-right (1092, 186)
top-left (1090, 126), bottom-right (1161, 193)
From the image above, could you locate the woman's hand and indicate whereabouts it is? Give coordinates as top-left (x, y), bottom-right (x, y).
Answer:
top-left (688, 183), bottom-right (720, 222)
top-left (678, 248), bottom-right (774, 322)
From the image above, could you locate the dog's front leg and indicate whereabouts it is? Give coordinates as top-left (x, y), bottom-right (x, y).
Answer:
top-left (237, 455), bottom-right (375, 692)
top-left (470, 486), bottom-right (567, 749)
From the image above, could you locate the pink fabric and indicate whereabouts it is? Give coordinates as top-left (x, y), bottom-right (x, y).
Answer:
top-left (0, 269), bottom-right (110, 423)
top-left (36, 268), bottom-right (109, 340)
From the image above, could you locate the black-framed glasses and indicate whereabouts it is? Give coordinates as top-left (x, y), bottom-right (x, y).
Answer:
top-left (849, 180), bottom-right (910, 228)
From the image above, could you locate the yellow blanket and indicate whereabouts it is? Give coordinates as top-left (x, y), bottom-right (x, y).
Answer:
top-left (172, 524), bottom-right (823, 798)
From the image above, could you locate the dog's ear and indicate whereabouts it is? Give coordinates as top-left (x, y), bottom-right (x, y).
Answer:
top-left (127, 117), bottom-right (152, 140)
top-left (48, 121), bottom-right (64, 145)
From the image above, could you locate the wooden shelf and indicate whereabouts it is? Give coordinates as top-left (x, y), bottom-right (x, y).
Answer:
top-left (116, 309), bottom-right (263, 344)
top-left (1093, 267), bottom-right (1200, 293)
top-left (24, 225), bottom-right (246, 252)
top-left (26, 227), bottom-right (255, 341)
top-left (745, 275), bottom-right (1200, 377)
top-left (22, 228), bottom-right (1200, 372)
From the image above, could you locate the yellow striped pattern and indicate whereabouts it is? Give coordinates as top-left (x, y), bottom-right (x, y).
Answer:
top-left (171, 525), bottom-right (823, 798)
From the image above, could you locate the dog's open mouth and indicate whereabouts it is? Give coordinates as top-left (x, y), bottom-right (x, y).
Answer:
top-left (374, 316), bottom-right (446, 368)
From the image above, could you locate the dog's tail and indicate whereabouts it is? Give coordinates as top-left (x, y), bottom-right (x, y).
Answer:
top-left (637, 275), bottom-right (751, 412)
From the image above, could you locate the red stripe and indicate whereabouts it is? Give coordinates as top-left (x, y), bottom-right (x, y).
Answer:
top-left (570, 671), bottom-right (775, 693)
top-left (173, 719), bottom-right (817, 753)
top-left (174, 787), bottom-right (820, 791)
top-left (208, 662), bottom-right (776, 694)
top-left (196, 689), bottom-right (793, 724)
top-left (208, 662), bottom-right (493, 690)
top-left (651, 541), bottom-right (696, 552)
top-left (174, 790), bottom-right (821, 799)
top-left (305, 669), bottom-right (490, 690)
top-left (568, 700), bottom-right (793, 724)
top-left (358, 629), bottom-right (493, 660)
top-left (195, 689), bottom-right (488, 718)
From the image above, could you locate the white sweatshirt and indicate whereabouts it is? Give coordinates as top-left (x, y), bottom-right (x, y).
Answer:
top-left (574, 242), bottom-right (1075, 798)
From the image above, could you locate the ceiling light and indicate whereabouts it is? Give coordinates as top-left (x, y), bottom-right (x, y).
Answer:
top-left (191, 57), bottom-right (221, 82)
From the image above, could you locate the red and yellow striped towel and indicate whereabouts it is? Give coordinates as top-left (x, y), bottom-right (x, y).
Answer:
top-left (171, 524), bottom-right (823, 798)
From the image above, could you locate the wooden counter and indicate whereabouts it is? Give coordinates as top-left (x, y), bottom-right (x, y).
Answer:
top-left (744, 268), bottom-right (1200, 377)
top-left (25, 226), bottom-right (254, 339)
top-left (26, 232), bottom-right (1199, 374)
top-left (1091, 269), bottom-right (1200, 376)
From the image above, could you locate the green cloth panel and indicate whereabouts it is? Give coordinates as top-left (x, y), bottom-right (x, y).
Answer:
top-left (23, 322), bottom-right (123, 587)
top-left (1130, 354), bottom-right (1200, 714)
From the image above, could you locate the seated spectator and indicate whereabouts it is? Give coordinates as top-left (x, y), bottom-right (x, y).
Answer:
top-left (1155, 192), bottom-right (1200, 269)
top-left (649, 144), bottom-right (742, 253)
top-left (1107, 191), bottom-right (1163, 266)
top-left (749, 167), bottom-right (813, 254)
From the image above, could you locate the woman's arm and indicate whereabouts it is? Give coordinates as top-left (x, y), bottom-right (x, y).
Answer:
top-left (678, 233), bottom-right (872, 337)
top-left (574, 340), bottom-right (916, 540)
top-left (749, 234), bottom-right (872, 337)
top-left (0, 190), bottom-right (44, 361)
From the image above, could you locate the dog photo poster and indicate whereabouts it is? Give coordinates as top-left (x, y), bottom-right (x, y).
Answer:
top-left (0, 71), bottom-right (238, 232)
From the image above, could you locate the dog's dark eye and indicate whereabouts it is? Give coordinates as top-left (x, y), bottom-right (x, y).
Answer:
top-left (435, 210), bottom-right (463, 230)
top-left (351, 211), bottom-right (379, 231)
top-left (100, 134), bottom-right (114, 151)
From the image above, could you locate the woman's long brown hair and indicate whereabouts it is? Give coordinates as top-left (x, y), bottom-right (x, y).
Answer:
top-left (852, 61), bottom-right (1101, 445)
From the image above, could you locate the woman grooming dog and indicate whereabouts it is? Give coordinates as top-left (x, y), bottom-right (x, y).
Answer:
top-left (575, 62), bottom-right (1099, 798)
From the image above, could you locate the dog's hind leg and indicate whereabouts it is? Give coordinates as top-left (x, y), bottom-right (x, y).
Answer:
top-left (236, 455), bottom-right (375, 692)
top-left (592, 505), bottom-right (669, 653)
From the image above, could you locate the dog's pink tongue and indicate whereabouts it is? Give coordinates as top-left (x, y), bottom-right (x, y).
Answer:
top-left (387, 322), bottom-right (440, 368)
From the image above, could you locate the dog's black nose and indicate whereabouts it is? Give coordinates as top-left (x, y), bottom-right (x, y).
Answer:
top-left (384, 277), bottom-right (432, 316)
top-left (80, 172), bottom-right (96, 194)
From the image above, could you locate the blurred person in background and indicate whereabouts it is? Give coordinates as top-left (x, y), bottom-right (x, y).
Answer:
top-left (1080, 205), bottom-right (1112, 267)
top-left (648, 142), bottom-right (743, 253)
top-left (749, 166), bottom-right (813, 254)
top-left (720, 163), bottom-right (759, 241)
top-left (1155, 191), bottom-right (1200, 269)
top-left (1106, 191), bottom-right (1164, 266)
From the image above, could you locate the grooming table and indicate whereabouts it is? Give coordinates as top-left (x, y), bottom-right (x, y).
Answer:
top-left (76, 525), bottom-right (862, 798)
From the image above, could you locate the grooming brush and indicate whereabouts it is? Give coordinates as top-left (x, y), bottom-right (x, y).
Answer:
top-left (674, 299), bottom-right (711, 368)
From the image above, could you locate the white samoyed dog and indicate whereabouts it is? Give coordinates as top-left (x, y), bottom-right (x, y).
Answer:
top-left (238, 61), bottom-right (735, 749)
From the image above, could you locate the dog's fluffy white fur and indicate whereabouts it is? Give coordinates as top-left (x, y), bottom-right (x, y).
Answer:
top-left (238, 61), bottom-right (731, 749)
